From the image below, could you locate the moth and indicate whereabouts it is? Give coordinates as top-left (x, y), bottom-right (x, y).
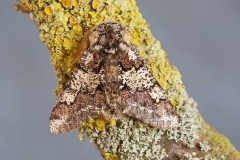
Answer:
top-left (49, 22), bottom-right (178, 134)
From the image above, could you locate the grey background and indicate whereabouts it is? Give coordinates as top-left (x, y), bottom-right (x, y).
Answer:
top-left (0, 0), bottom-right (239, 159)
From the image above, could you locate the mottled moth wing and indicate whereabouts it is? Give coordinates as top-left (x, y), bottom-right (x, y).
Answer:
top-left (120, 45), bottom-right (178, 129)
top-left (49, 22), bottom-right (178, 134)
top-left (49, 50), bottom-right (105, 134)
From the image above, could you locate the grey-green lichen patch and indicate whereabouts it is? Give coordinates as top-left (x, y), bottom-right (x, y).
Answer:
top-left (199, 141), bottom-right (211, 152)
top-left (220, 155), bottom-right (226, 160)
top-left (182, 152), bottom-right (226, 160)
top-left (167, 98), bottom-right (200, 148)
top-left (87, 116), bottom-right (168, 160)
top-left (86, 96), bottom-right (204, 159)
top-left (183, 152), bottom-right (199, 160)
top-left (203, 154), bottom-right (226, 160)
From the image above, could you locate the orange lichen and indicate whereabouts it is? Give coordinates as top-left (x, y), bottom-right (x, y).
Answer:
top-left (72, 0), bottom-right (79, 7)
top-left (61, 0), bottom-right (72, 8)
top-left (92, 0), bottom-right (100, 9)
top-left (68, 16), bottom-right (78, 27)
top-left (44, 6), bottom-right (53, 15)
top-left (40, 11), bottom-right (47, 19)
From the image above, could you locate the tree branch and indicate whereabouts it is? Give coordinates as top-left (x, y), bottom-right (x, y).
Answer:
top-left (17, 0), bottom-right (240, 159)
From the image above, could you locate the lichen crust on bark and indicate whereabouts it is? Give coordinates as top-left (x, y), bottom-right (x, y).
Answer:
top-left (17, 0), bottom-right (240, 159)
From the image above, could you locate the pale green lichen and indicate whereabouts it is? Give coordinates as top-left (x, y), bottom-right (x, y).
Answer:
top-left (220, 155), bottom-right (226, 160)
top-left (87, 116), bottom-right (168, 160)
top-left (203, 154), bottom-right (226, 160)
top-left (86, 99), bottom-right (201, 159)
top-left (183, 152), bottom-right (226, 160)
top-left (199, 141), bottom-right (211, 152)
top-left (17, 0), bottom-right (240, 159)
top-left (167, 98), bottom-right (200, 148)
top-left (183, 152), bottom-right (199, 160)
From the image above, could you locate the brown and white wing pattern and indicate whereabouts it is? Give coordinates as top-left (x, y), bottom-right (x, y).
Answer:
top-left (49, 22), bottom-right (178, 134)
top-left (49, 50), bottom-right (105, 134)
top-left (120, 44), bottom-right (178, 130)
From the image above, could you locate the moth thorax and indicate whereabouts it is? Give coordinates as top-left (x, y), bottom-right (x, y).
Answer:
top-left (89, 22), bottom-right (131, 54)
top-left (102, 40), bottom-right (130, 54)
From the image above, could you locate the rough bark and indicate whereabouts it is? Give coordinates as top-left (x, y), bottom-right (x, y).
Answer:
top-left (16, 0), bottom-right (240, 159)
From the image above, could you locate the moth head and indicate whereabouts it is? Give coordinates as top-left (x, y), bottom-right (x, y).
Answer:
top-left (89, 22), bottom-right (131, 54)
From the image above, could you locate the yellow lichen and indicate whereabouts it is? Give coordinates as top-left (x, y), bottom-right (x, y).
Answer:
top-left (29, 4), bottom-right (38, 11)
top-left (202, 121), bottom-right (240, 159)
top-left (81, 116), bottom-right (116, 132)
top-left (37, 1), bottom-right (45, 8)
top-left (94, 117), bottom-right (106, 131)
top-left (96, 5), bottom-right (104, 12)
top-left (44, 6), bottom-right (53, 15)
top-left (68, 16), bottom-right (78, 27)
top-left (70, 25), bottom-right (83, 39)
top-left (80, 0), bottom-right (91, 7)
top-left (61, 0), bottom-right (72, 8)
top-left (132, 37), bottom-right (141, 46)
top-left (84, 4), bottom-right (91, 12)
top-left (84, 13), bottom-right (90, 19)
top-left (63, 38), bottom-right (74, 50)
top-left (39, 11), bottom-right (46, 19)
top-left (92, 0), bottom-right (100, 9)
top-left (72, 0), bottom-right (79, 7)
top-left (108, 119), bottom-right (116, 127)
top-left (83, 119), bottom-right (95, 130)
top-left (103, 153), bottom-right (119, 160)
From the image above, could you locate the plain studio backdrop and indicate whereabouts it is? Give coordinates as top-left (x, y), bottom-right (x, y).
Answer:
top-left (0, 0), bottom-right (239, 159)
